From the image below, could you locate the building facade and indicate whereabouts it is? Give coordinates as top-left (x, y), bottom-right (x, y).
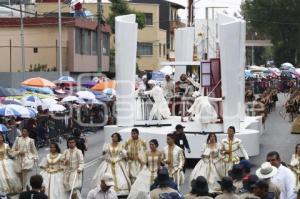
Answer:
top-left (0, 17), bottom-right (110, 73)
top-left (35, 0), bottom-right (185, 71)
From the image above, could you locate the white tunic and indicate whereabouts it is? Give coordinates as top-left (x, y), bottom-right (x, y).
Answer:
top-left (63, 147), bottom-right (84, 192)
top-left (220, 138), bottom-right (249, 176)
top-left (162, 145), bottom-right (185, 189)
top-left (12, 136), bottom-right (38, 172)
top-left (271, 164), bottom-right (297, 199)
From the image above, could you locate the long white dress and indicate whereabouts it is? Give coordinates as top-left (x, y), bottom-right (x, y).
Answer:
top-left (189, 143), bottom-right (223, 192)
top-left (144, 85), bottom-right (171, 120)
top-left (92, 143), bottom-right (131, 196)
top-left (127, 150), bottom-right (162, 199)
top-left (0, 143), bottom-right (22, 194)
top-left (188, 96), bottom-right (222, 124)
top-left (40, 153), bottom-right (68, 199)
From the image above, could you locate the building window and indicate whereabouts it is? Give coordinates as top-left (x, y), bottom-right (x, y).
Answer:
top-left (137, 42), bottom-right (153, 56)
top-left (170, 35), bottom-right (174, 51)
top-left (163, 44), bottom-right (166, 56)
top-left (159, 43), bottom-right (161, 56)
top-left (33, 47), bottom-right (38, 53)
top-left (75, 28), bottom-right (82, 54)
top-left (91, 31), bottom-right (97, 55)
top-left (82, 29), bottom-right (91, 55)
top-left (102, 32), bottom-right (110, 56)
top-left (144, 13), bottom-right (153, 26)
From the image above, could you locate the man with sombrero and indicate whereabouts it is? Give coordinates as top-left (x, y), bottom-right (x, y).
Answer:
top-left (256, 162), bottom-right (281, 199)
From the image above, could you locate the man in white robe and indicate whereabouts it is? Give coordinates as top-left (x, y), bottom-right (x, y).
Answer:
top-left (63, 137), bottom-right (84, 199)
top-left (266, 151), bottom-right (297, 199)
top-left (12, 128), bottom-right (38, 190)
top-left (162, 133), bottom-right (185, 190)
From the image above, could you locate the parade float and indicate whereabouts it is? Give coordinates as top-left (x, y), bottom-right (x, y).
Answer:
top-left (104, 13), bottom-right (262, 159)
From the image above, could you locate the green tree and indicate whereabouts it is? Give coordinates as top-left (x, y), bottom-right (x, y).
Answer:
top-left (108, 0), bottom-right (145, 33)
top-left (242, 0), bottom-right (300, 66)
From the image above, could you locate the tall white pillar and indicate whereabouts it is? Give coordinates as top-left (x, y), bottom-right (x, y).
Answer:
top-left (174, 27), bottom-right (195, 81)
top-left (115, 14), bottom-right (138, 127)
top-left (218, 13), bottom-right (246, 132)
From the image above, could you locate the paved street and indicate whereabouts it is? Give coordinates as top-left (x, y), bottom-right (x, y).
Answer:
top-left (16, 93), bottom-right (299, 198)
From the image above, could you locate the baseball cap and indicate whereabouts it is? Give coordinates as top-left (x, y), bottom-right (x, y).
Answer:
top-left (101, 173), bottom-right (114, 187)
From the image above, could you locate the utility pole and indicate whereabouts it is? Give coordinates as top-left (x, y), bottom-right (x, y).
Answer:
top-left (20, 0), bottom-right (25, 80)
top-left (97, 0), bottom-right (102, 72)
top-left (58, 0), bottom-right (62, 77)
top-left (187, 0), bottom-right (194, 27)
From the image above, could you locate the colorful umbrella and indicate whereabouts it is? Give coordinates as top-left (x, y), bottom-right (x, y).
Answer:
top-left (103, 88), bottom-right (116, 97)
top-left (91, 80), bottom-right (117, 91)
top-left (0, 106), bottom-right (20, 117)
top-left (5, 104), bottom-right (36, 118)
top-left (22, 77), bottom-right (56, 88)
top-left (0, 124), bottom-right (8, 132)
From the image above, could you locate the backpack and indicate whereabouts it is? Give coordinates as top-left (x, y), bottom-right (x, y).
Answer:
top-left (159, 192), bottom-right (183, 199)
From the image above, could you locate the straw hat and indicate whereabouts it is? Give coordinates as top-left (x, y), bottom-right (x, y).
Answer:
top-left (256, 162), bottom-right (278, 179)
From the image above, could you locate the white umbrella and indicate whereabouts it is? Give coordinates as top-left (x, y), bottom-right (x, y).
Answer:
top-left (159, 65), bottom-right (174, 75)
top-left (42, 98), bottom-right (58, 105)
top-left (62, 95), bottom-right (80, 102)
top-left (76, 91), bottom-right (96, 100)
top-left (49, 104), bottom-right (66, 112)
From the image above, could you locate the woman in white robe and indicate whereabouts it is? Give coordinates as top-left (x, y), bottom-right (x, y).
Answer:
top-left (190, 133), bottom-right (223, 193)
top-left (92, 133), bottom-right (131, 196)
top-left (144, 80), bottom-right (171, 121)
top-left (0, 134), bottom-right (22, 194)
top-left (40, 142), bottom-right (68, 199)
top-left (127, 139), bottom-right (162, 199)
top-left (188, 91), bottom-right (223, 124)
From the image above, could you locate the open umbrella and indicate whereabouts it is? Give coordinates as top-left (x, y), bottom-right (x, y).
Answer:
top-left (22, 77), bottom-right (56, 88)
top-left (22, 95), bottom-right (43, 108)
top-left (62, 95), bottom-right (80, 102)
top-left (0, 124), bottom-right (8, 132)
top-left (81, 81), bottom-right (97, 88)
top-left (42, 98), bottom-right (58, 105)
top-left (91, 80), bottom-right (117, 91)
top-left (22, 86), bottom-right (54, 95)
top-left (58, 76), bottom-right (75, 82)
top-left (0, 106), bottom-right (20, 117)
top-left (103, 88), bottom-right (116, 97)
top-left (280, 63), bottom-right (295, 70)
top-left (6, 104), bottom-right (36, 118)
top-left (1, 99), bottom-right (22, 105)
top-left (76, 91), bottom-right (96, 100)
top-left (49, 104), bottom-right (66, 112)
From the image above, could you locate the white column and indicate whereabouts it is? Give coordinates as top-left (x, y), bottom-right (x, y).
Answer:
top-left (218, 13), bottom-right (245, 132)
top-left (174, 27), bottom-right (195, 81)
top-left (115, 14), bottom-right (138, 127)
